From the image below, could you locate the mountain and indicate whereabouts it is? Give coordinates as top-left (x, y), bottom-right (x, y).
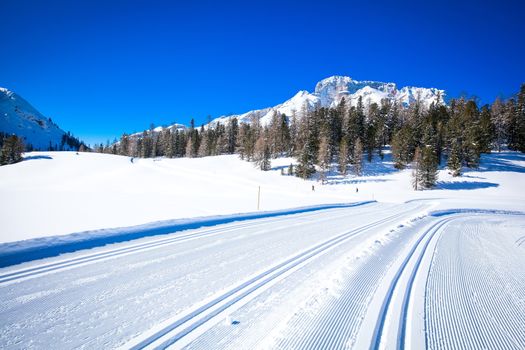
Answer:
top-left (0, 87), bottom-right (82, 150)
top-left (209, 75), bottom-right (445, 127)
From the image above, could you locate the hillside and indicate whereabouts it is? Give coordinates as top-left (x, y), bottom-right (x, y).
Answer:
top-left (0, 150), bottom-right (523, 244)
top-left (0, 87), bottom-right (83, 150)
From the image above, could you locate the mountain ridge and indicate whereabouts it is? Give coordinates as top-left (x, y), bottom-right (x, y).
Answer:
top-left (0, 87), bottom-right (83, 150)
top-left (176, 75), bottom-right (445, 131)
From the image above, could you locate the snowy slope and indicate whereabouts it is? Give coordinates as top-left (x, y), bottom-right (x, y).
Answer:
top-left (0, 87), bottom-right (75, 150)
top-left (207, 75), bottom-right (444, 127)
top-left (0, 150), bottom-right (523, 245)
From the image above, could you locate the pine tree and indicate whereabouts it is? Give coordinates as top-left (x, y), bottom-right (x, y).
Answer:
top-left (226, 118), bottom-right (239, 154)
top-left (338, 136), bottom-right (349, 175)
top-left (295, 106), bottom-right (318, 179)
top-left (447, 141), bottom-right (462, 176)
top-left (317, 135), bottom-right (330, 184)
top-left (198, 130), bottom-right (209, 157)
top-left (254, 130), bottom-right (271, 171)
top-left (391, 126), bottom-right (414, 169)
top-left (0, 135), bottom-right (24, 165)
top-left (296, 142), bottom-right (316, 179)
top-left (513, 84), bottom-right (525, 152)
top-left (478, 105), bottom-right (494, 153)
top-left (413, 146), bottom-right (439, 190)
top-left (119, 133), bottom-right (130, 156)
top-left (352, 138), bottom-right (363, 176)
top-left (462, 100), bottom-right (481, 168)
top-left (491, 97), bottom-right (506, 152)
top-left (185, 136), bottom-right (194, 157)
top-left (412, 147), bottom-right (422, 190)
top-left (289, 112), bottom-right (299, 156)
top-left (140, 131), bottom-right (151, 158)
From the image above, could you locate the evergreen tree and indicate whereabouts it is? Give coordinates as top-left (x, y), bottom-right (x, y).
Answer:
top-left (412, 147), bottom-right (422, 190)
top-left (491, 97), bottom-right (506, 152)
top-left (254, 130), bottom-right (271, 171)
top-left (391, 126), bottom-right (414, 169)
top-left (513, 84), bottom-right (525, 152)
top-left (413, 146), bottom-right (439, 190)
top-left (119, 133), bottom-right (130, 156)
top-left (289, 112), bottom-right (299, 156)
top-left (352, 138), bottom-right (363, 176)
top-left (338, 136), bottom-right (349, 175)
top-left (226, 118), bottom-right (239, 154)
top-left (296, 141), bottom-right (316, 179)
top-left (185, 135), bottom-right (194, 157)
top-left (447, 141), bottom-right (462, 176)
top-left (462, 100), bottom-right (481, 168)
top-left (478, 105), bottom-right (494, 153)
top-left (0, 135), bottom-right (24, 165)
top-left (317, 134), bottom-right (330, 184)
top-left (198, 129), bottom-right (209, 157)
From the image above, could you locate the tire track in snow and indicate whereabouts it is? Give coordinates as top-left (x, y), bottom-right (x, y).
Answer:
top-left (0, 206), bottom-right (372, 285)
top-left (123, 205), bottom-right (425, 350)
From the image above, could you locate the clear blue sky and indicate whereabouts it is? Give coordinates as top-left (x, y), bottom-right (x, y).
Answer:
top-left (1, 0), bottom-right (524, 146)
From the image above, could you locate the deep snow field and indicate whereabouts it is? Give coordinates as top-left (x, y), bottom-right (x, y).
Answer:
top-left (0, 150), bottom-right (524, 349)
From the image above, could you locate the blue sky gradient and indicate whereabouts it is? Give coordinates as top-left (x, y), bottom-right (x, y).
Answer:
top-left (1, 0), bottom-right (524, 146)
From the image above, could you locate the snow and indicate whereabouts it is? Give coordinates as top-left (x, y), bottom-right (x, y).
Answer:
top-left (206, 75), bottom-right (445, 128)
top-left (1, 150), bottom-right (524, 246)
top-left (0, 150), bottom-right (524, 348)
top-left (0, 87), bottom-right (71, 150)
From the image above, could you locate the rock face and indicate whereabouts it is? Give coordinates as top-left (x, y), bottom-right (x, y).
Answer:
top-left (0, 87), bottom-right (73, 150)
top-left (209, 75), bottom-right (445, 127)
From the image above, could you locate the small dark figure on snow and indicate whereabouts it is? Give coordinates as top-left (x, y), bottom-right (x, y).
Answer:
top-left (130, 157), bottom-right (134, 163)
top-left (356, 187), bottom-right (359, 193)
top-left (312, 185), bottom-right (315, 192)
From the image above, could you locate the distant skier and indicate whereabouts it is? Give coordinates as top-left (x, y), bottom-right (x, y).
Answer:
top-left (312, 185), bottom-right (315, 192)
top-left (130, 157), bottom-right (134, 164)
top-left (356, 187), bottom-right (359, 193)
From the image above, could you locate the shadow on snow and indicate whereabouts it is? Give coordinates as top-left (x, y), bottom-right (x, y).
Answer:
top-left (23, 155), bottom-right (53, 161)
top-left (436, 181), bottom-right (499, 190)
top-left (0, 201), bottom-right (376, 268)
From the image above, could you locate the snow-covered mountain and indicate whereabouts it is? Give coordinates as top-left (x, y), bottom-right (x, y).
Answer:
top-left (0, 87), bottom-right (77, 150)
top-left (210, 75), bottom-right (445, 127)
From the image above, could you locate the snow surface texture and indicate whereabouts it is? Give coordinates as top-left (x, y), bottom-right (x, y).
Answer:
top-left (0, 88), bottom-right (71, 150)
top-left (1, 205), bottom-right (524, 349)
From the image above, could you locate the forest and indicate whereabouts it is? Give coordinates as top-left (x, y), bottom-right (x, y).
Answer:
top-left (96, 84), bottom-right (525, 190)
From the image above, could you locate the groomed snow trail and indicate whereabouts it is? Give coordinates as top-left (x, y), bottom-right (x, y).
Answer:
top-left (187, 212), bottom-right (525, 350)
top-left (0, 202), bottom-right (427, 349)
top-left (2, 204), bottom-right (524, 349)
top-left (425, 215), bottom-right (525, 350)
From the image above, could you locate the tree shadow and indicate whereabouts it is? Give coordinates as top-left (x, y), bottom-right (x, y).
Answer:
top-left (436, 181), bottom-right (499, 190)
top-left (23, 155), bottom-right (53, 161)
top-left (473, 151), bottom-right (525, 173)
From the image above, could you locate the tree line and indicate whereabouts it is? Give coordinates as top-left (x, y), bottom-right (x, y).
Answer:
top-left (96, 84), bottom-right (525, 190)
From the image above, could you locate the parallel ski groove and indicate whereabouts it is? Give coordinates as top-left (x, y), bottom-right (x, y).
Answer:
top-left (0, 207), bottom-right (363, 284)
top-left (127, 206), bottom-right (421, 350)
top-left (370, 217), bottom-right (451, 350)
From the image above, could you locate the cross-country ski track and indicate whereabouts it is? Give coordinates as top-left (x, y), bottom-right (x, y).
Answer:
top-left (1, 201), bottom-right (524, 349)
